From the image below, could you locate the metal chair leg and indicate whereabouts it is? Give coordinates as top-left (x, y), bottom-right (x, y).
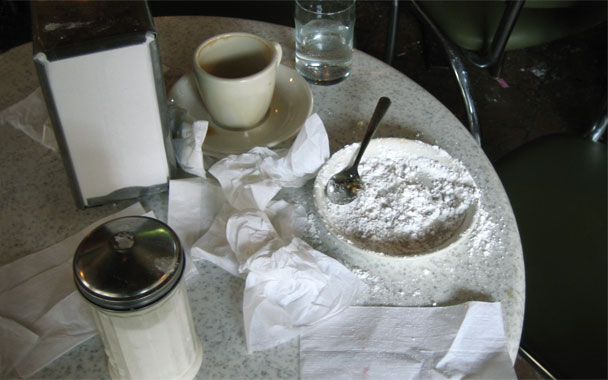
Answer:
top-left (386, 0), bottom-right (399, 65)
top-left (584, 94), bottom-right (607, 142)
top-left (518, 347), bottom-right (557, 380)
top-left (409, 0), bottom-right (482, 145)
top-left (463, 0), bottom-right (525, 70)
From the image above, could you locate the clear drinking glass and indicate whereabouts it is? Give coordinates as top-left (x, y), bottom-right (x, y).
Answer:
top-left (295, 0), bottom-right (356, 85)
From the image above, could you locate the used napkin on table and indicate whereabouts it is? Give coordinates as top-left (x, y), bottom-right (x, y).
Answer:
top-left (208, 201), bottom-right (365, 352)
top-left (0, 87), bottom-right (57, 151)
top-left (173, 119), bottom-right (208, 178)
top-left (300, 302), bottom-right (516, 380)
top-left (207, 113), bottom-right (331, 210)
top-left (169, 113), bottom-right (367, 353)
top-left (0, 203), bottom-right (149, 378)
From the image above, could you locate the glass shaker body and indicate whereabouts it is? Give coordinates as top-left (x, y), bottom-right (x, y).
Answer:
top-left (90, 280), bottom-right (202, 380)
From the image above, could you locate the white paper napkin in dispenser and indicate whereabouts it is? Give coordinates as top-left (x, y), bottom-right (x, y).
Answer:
top-left (31, 1), bottom-right (176, 208)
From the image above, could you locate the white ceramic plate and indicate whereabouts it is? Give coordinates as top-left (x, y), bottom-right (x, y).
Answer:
top-left (168, 65), bottom-right (313, 157)
top-left (314, 138), bottom-right (480, 259)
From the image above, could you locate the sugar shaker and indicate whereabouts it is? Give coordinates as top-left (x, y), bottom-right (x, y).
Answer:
top-left (73, 216), bottom-right (203, 380)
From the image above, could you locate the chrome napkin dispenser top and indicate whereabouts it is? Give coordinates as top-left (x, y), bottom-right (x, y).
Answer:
top-left (32, 1), bottom-right (176, 208)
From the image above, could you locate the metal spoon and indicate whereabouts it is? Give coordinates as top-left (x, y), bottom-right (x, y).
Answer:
top-left (325, 96), bottom-right (391, 204)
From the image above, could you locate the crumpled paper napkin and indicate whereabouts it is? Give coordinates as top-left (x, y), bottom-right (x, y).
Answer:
top-left (300, 302), bottom-right (516, 380)
top-left (169, 113), bottom-right (367, 353)
top-left (0, 203), bottom-right (149, 378)
top-left (221, 202), bottom-right (365, 352)
top-left (208, 113), bottom-right (330, 210)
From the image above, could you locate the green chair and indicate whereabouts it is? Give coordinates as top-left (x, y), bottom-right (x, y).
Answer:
top-left (401, 0), bottom-right (606, 145)
top-left (416, 1), bottom-right (606, 73)
top-left (494, 105), bottom-right (607, 379)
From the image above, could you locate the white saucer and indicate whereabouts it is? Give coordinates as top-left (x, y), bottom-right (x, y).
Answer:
top-left (314, 138), bottom-right (480, 259)
top-left (168, 65), bottom-right (313, 156)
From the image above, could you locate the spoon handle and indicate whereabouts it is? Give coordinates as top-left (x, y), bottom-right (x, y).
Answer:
top-left (352, 96), bottom-right (392, 168)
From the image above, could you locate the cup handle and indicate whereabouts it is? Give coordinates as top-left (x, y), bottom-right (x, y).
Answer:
top-left (272, 41), bottom-right (283, 67)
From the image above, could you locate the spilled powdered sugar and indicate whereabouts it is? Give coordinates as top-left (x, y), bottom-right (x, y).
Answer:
top-left (315, 139), bottom-right (480, 257)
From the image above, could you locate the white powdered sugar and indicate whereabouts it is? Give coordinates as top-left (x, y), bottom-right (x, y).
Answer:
top-left (314, 138), bottom-right (480, 257)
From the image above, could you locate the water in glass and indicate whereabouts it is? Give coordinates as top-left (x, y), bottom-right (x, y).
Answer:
top-left (296, 19), bottom-right (353, 84)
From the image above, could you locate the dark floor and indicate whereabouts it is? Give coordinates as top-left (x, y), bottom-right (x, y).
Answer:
top-left (1, 1), bottom-right (606, 379)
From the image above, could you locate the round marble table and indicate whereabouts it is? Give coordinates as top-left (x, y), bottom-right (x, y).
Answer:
top-left (0, 16), bottom-right (524, 379)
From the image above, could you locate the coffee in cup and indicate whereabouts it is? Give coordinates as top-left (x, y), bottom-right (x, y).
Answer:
top-left (193, 32), bottom-right (282, 129)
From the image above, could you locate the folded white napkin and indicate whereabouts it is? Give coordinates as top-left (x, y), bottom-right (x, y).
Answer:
top-left (0, 203), bottom-right (148, 378)
top-left (168, 177), bottom-right (224, 251)
top-left (173, 120), bottom-right (208, 178)
top-left (300, 302), bottom-right (516, 380)
top-left (0, 87), bottom-right (57, 151)
top-left (169, 113), bottom-right (366, 353)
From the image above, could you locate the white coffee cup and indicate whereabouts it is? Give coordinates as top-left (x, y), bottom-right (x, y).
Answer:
top-left (193, 32), bottom-right (283, 129)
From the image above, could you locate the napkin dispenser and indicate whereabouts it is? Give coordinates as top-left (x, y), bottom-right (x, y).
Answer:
top-left (31, 0), bottom-right (176, 208)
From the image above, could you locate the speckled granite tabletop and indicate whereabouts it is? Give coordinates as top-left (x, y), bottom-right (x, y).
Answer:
top-left (0, 16), bottom-right (524, 379)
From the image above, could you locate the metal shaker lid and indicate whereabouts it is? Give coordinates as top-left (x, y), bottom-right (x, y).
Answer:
top-left (73, 216), bottom-right (184, 311)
